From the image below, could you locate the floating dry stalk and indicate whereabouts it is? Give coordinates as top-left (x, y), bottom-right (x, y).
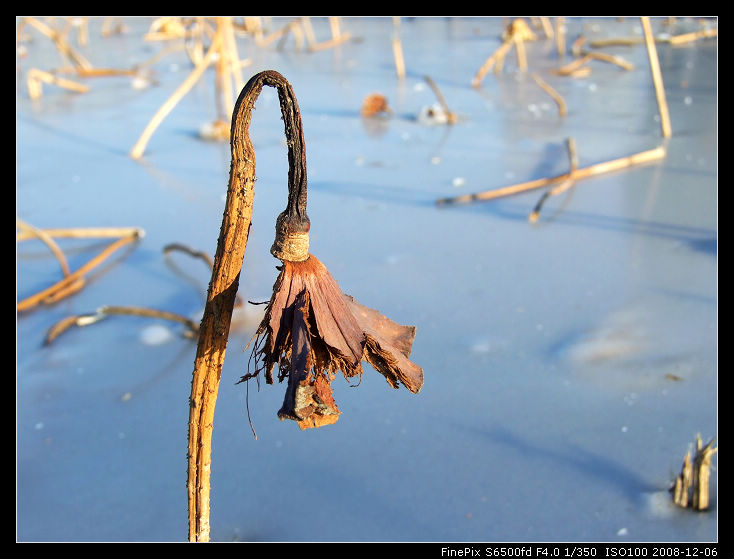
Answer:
top-left (671, 435), bottom-right (717, 511)
top-left (187, 70), bottom-right (423, 542)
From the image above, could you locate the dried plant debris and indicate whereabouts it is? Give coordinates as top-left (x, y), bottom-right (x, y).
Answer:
top-left (361, 93), bottom-right (391, 118)
top-left (670, 435), bottom-right (717, 511)
top-left (239, 254), bottom-right (423, 430)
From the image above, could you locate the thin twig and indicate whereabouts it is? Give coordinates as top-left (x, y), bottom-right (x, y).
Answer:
top-left (436, 146), bottom-right (666, 206)
top-left (641, 17), bottom-right (672, 138)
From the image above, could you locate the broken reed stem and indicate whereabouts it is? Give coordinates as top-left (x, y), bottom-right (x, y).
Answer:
top-left (44, 305), bottom-right (200, 345)
top-left (26, 68), bottom-right (89, 99)
top-left (17, 219), bottom-right (71, 277)
top-left (163, 243), bottom-right (215, 270)
top-left (539, 17), bottom-right (554, 39)
top-left (16, 226), bottom-right (143, 242)
top-left (392, 17), bottom-right (406, 80)
top-left (529, 137), bottom-right (578, 222)
top-left (669, 27), bottom-right (717, 45)
top-left (584, 51), bottom-right (635, 71)
top-left (24, 16), bottom-right (93, 72)
top-left (671, 435), bottom-right (717, 511)
top-left (554, 52), bottom-right (634, 77)
top-left (514, 36), bottom-right (528, 71)
top-left (472, 39), bottom-right (513, 87)
top-left (531, 73), bottom-right (567, 117)
top-left (436, 146), bottom-right (666, 206)
top-left (130, 31), bottom-right (223, 159)
top-left (187, 70), bottom-right (308, 542)
top-left (17, 230), bottom-right (142, 312)
top-left (424, 75), bottom-right (457, 124)
top-left (641, 17), bottom-right (672, 138)
top-left (555, 17), bottom-right (566, 58)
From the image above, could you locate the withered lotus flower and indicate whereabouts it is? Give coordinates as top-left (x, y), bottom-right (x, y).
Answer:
top-left (188, 69), bottom-right (423, 541)
top-left (241, 254), bottom-right (423, 429)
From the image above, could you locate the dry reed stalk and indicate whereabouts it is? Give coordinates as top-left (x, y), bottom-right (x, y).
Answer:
top-left (100, 17), bottom-right (128, 37)
top-left (641, 17), bottom-right (672, 138)
top-left (668, 27), bottom-right (717, 45)
top-left (17, 226), bottom-right (143, 242)
top-left (424, 75), bottom-right (457, 124)
top-left (23, 17), bottom-right (93, 72)
top-left (26, 68), bottom-right (89, 99)
top-left (144, 17), bottom-right (189, 41)
top-left (553, 54), bottom-right (592, 76)
top-left (571, 35), bottom-right (586, 57)
top-left (306, 17), bottom-right (351, 52)
top-left (531, 73), bottom-right (567, 117)
top-left (436, 146), bottom-right (666, 206)
top-left (254, 19), bottom-right (302, 49)
top-left (472, 40), bottom-right (513, 87)
top-left (555, 17), bottom-right (566, 58)
top-left (16, 219), bottom-right (71, 277)
top-left (584, 51), bottom-right (635, 71)
top-left (392, 17), bottom-right (406, 80)
top-left (514, 35), bottom-right (528, 71)
top-left (589, 37), bottom-right (644, 47)
top-left (671, 435), bottom-right (717, 511)
top-left (528, 138), bottom-right (578, 222)
top-left (163, 243), bottom-right (215, 270)
top-left (130, 31), bottom-right (223, 159)
top-left (17, 230), bottom-right (143, 312)
top-left (539, 17), bottom-right (554, 39)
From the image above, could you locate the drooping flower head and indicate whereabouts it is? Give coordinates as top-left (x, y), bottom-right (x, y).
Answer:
top-left (241, 254), bottom-right (423, 429)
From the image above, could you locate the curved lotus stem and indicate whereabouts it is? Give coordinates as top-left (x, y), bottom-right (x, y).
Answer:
top-left (187, 70), bottom-right (309, 542)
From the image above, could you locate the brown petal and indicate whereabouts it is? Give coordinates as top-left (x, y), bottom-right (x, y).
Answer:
top-left (292, 255), bottom-right (365, 365)
top-left (344, 295), bottom-right (424, 394)
top-left (275, 288), bottom-right (341, 430)
top-left (277, 290), bottom-right (312, 420)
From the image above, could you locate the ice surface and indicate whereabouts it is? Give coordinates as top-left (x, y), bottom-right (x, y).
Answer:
top-left (17, 16), bottom-right (717, 542)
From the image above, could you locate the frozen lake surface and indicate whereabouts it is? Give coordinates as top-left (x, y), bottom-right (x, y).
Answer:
top-left (17, 17), bottom-right (717, 542)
